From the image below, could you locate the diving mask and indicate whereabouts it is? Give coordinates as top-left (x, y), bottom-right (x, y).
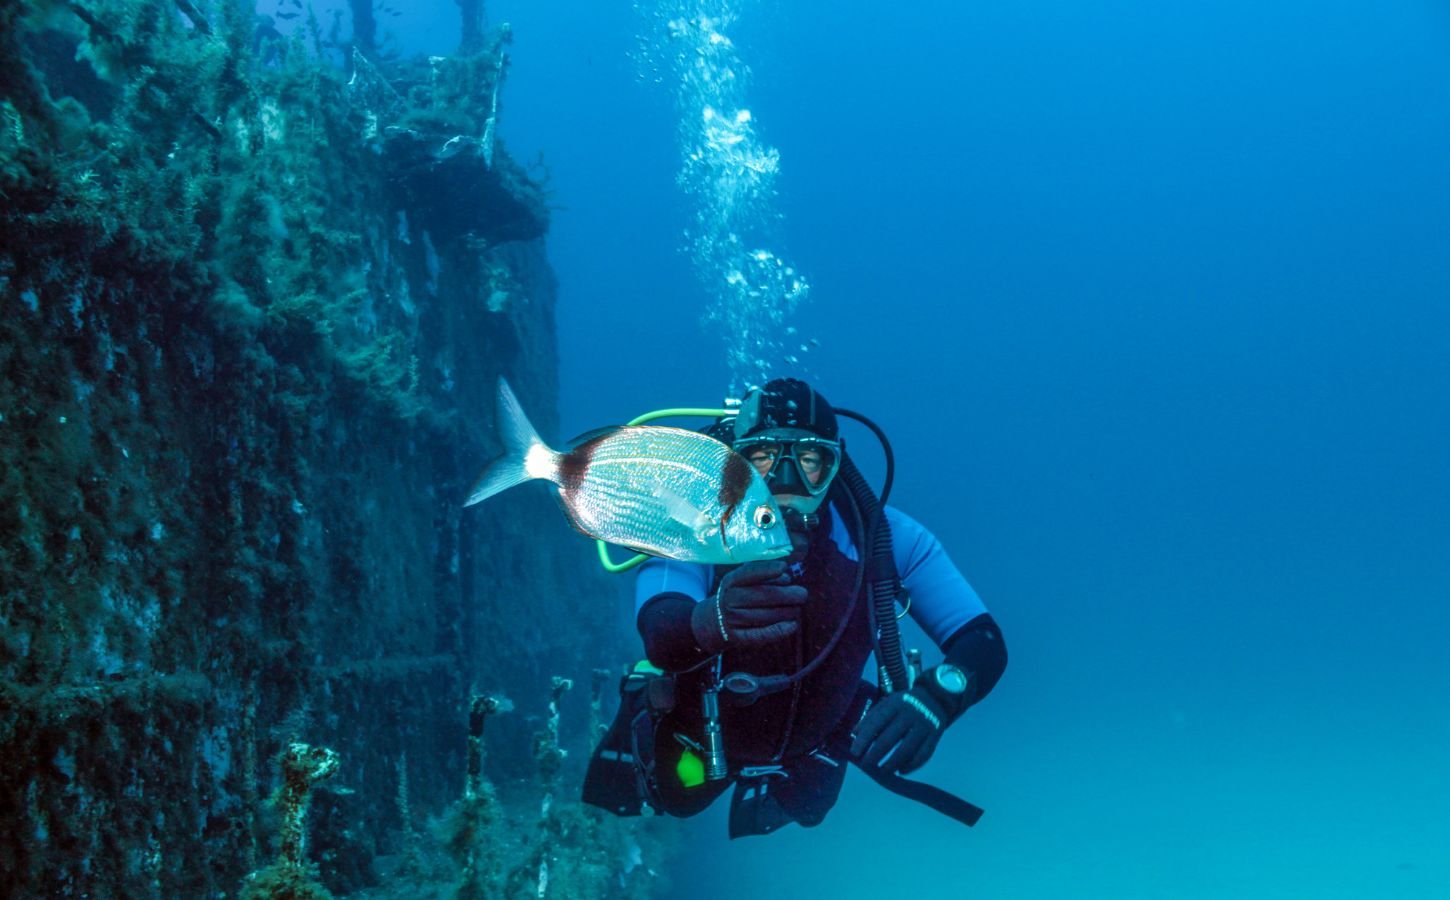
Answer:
top-left (734, 431), bottom-right (841, 499)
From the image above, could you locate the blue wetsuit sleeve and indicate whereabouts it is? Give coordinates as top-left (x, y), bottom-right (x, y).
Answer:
top-left (634, 558), bottom-right (714, 671)
top-left (885, 507), bottom-right (1007, 704)
top-left (887, 507), bottom-right (989, 648)
top-left (634, 558), bottom-right (710, 611)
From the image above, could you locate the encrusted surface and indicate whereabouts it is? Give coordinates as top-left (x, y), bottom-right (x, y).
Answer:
top-left (0, 2), bottom-right (664, 896)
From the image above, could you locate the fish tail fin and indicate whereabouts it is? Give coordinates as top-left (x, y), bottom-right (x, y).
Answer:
top-left (464, 378), bottom-right (558, 506)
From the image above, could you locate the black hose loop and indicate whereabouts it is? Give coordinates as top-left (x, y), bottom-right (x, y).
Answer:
top-left (838, 452), bottom-right (909, 692)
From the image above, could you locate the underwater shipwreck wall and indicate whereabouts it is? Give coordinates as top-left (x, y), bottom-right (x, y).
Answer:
top-left (0, 2), bottom-right (659, 896)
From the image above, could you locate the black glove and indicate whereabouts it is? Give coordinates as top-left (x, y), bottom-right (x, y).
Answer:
top-left (690, 560), bottom-right (808, 654)
top-left (851, 668), bottom-right (971, 775)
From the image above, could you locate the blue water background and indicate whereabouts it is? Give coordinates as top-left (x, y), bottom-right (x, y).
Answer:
top-left (375, 0), bottom-right (1450, 894)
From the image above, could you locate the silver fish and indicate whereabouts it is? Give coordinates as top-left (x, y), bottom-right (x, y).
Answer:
top-left (465, 380), bottom-right (792, 565)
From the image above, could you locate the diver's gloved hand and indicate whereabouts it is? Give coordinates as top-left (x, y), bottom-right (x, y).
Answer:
top-left (851, 669), bottom-right (972, 775)
top-left (691, 560), bottom-right (807, 654)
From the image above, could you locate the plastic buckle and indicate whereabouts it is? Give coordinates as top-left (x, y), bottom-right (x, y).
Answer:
top-left (738, 765), bottom-right (789, 780)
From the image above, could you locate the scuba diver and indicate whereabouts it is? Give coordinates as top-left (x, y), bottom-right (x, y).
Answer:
top-left (583, 378), bottom-right (1007, 836)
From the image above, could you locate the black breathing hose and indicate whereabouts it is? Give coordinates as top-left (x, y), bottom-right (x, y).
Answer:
top-left (833, 409), bottom-right (909, 694)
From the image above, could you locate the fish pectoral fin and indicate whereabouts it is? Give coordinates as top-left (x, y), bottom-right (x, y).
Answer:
top-left (657, 484), bottom-right (713, 533)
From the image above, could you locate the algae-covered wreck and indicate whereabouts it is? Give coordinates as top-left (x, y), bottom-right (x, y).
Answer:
top-left (0, 1), bottom-right (669, 895)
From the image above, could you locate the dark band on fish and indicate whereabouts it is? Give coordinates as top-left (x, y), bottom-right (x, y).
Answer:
top-left (717, 449), bottom-right (751, 533)
top-left (559, 434), bottom-right (607, 498)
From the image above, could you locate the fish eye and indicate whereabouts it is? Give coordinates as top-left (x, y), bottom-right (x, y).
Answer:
top-left (753, 505), bottom-right (777, 529)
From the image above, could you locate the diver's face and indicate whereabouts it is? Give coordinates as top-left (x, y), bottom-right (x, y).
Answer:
top-left (738, 431), bottom-right (837, 517)
top-left (743, 443), bottom-right (828, 486)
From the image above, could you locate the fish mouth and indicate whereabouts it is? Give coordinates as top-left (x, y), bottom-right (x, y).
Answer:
top-left (755, 540), bottom-right (793, 560)
top-left (727, 538), bottom-right (792, 563)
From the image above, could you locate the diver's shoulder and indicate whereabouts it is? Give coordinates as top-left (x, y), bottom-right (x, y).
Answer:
top-left (882, 505), bottom-right (930, 534)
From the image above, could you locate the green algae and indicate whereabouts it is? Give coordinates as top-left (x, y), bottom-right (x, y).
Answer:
top-left (1, 1), bottom-right (662, 896)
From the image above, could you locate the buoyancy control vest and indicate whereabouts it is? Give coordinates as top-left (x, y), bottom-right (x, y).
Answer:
top-left (683, 512), bottom-right (873, 765)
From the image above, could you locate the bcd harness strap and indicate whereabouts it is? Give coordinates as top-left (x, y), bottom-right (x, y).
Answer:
top-left (854, 761), bottom-right (985, 828)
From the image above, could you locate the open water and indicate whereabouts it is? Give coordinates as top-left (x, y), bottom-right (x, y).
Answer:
top-left (384, 1), bottom-right (1450, 895)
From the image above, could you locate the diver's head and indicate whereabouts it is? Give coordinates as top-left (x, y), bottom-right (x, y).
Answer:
top-left (730, 378), bottom-right (842, 516)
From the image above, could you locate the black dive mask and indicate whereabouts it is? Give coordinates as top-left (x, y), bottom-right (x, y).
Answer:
top-left (733, 435), bottom-right (841, 499)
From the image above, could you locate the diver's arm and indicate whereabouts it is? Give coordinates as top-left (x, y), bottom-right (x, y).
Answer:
top-left (889, 508), bottom-right (1007, 705)
top-left (635, 559), bottom-right (713, 671)
top-left (638, 591), bottom-right (713, 672)
top-left (851, 615), bottom-right (1008, 774)
top-left (850, 559), bottom-right (1007, 773)
top-left (939, 613), bottom-right (1008, 707)
top-left (637, 560), bottom-right (808, 671)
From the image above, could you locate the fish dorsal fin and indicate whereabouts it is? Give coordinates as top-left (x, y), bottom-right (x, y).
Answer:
top-left (563, 425), bottom-right (624, 451)
top-left (657, 483), bottom-right (716, 538)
